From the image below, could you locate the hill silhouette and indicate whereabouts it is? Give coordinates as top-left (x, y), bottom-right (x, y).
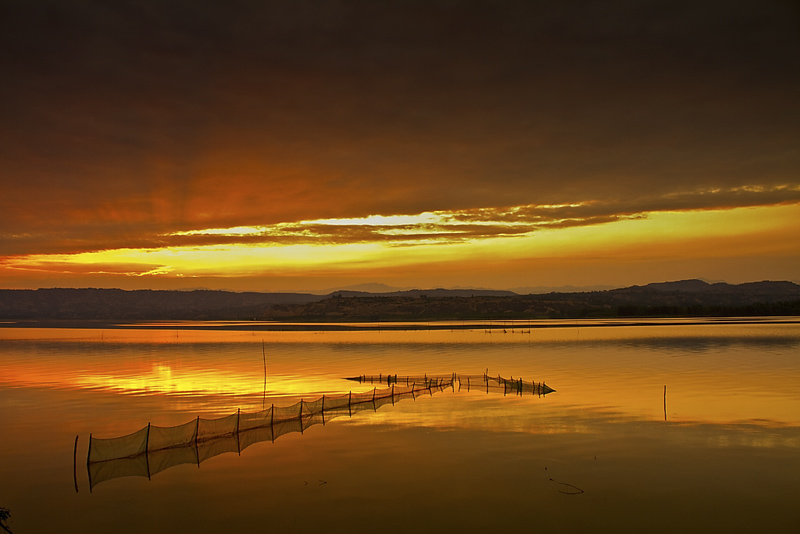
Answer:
top-left (0, 280), bottom-right (798, 321)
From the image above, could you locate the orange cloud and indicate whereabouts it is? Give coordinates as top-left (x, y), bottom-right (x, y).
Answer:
top-left (2, 1), bottom-right (798, 290)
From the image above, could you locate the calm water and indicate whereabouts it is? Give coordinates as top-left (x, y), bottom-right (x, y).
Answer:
top-left (1, 320), bottom-right (799, 533)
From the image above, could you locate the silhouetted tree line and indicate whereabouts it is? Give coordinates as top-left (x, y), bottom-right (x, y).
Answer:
top-left (0, 288), bottom-right (321, 320)
top-left (617, 300), bottom-right (800, 318)
top-left (1, 281), bottom-right (798, 321)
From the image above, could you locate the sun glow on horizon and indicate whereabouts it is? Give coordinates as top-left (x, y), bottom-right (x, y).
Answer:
top-left (2, 203), bottom-right (798, 287)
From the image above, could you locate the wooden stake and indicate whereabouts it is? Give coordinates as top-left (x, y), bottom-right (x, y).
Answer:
top-left (73, 435), bottom-right (79, 493)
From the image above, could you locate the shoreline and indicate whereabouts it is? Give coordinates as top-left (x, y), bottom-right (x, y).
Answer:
top-left (2, 316), bottom-right (799, 332)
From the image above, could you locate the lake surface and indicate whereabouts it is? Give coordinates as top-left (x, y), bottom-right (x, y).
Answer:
top-left (1, 319), bottom-right (799, 533)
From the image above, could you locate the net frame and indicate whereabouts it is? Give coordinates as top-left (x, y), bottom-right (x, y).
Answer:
top-left (86, 373), bottom-right (549, 489)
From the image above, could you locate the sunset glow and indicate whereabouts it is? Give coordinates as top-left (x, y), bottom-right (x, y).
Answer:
top-left (2, 4), bottom-right (799, 531)
top-left (1, 1), bottom-right (798, 291)
top-left (3, 324), bottom-right (799, 426)
top-left (3, 203), bottom-right (798, 290)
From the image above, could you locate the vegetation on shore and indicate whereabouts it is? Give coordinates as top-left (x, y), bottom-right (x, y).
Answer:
top-left (1, 280), bottom-right (798, 321)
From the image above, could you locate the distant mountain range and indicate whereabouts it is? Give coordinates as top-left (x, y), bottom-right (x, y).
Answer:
top-left (314, 282), bottom-right (617, 295)
top-left (328, 288), bottom-right (517, 298)
top-left (1, 280), bottom-right (799, 321)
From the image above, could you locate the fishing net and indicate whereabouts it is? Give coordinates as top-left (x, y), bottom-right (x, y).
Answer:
top-left (198, 434), bottom-right (239, 463)
top-left (239, 407), bottom-right (272, 432)
top-left (238, 424), bottom-right (274, 452)
top-left (88, 425), bottom-right (148, 463)
top-left (88, 453), bottom-right (149, 488)
top-left (198, 413), bottom-right (238, 441)
top-left (149, 444), bottom-right (198, 477)
top-left (273, 401), bottom-right (302, 423)
top-left (86, 374), bottom-right (548, 489)
top-left (149, 420), bottom-right (197, 451)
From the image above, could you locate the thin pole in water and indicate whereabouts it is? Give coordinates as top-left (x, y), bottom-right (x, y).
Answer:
top-left (270, 404), bottom-right (275, 443)
top-left (195, 416), bottom-right (200, 466)
top-left (262, 339), bottom-right (267, 410)
top-left (300, 401), bottom-right (304, 434)
top-left (236, 408), bottom-right (241, 455)
top-left (145, 423), bottom-right (151, 480)
top-left (73, 435), bottom-right (79, 493)
top-left (87, 433), bottom-right (93, 493)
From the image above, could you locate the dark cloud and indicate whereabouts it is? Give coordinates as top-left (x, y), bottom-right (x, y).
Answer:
top-left (1, 185), bottom-right (798, 255)
top-left (1, 0), bottom-right (798, 256)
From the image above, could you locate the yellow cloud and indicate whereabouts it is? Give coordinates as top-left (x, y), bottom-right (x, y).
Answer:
top-left (2, 204), bottom-right (798, 285)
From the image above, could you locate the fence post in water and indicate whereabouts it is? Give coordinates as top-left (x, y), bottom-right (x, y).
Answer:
top-left (300, 399), bottom-right (307, 433)
top-left (270, 404), bottom-right (275, 442)
top-left (195, 417), bottom-right (201, 466)
top-left (145, 423), bottom-right (151, 480)
top-left (348, 391), bottom-right (352, 417)
top-left (236, 409), bottom-right (242, 455)
top-left (391, 385), bottom-right (395, 405)
top-left (73, 435), bottom-right (79, 493)
top-left (86, 433), bottom-right (94, 493)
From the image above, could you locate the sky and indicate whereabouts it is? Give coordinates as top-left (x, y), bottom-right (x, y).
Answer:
top-left (1, 0), bottom-right (798, 293)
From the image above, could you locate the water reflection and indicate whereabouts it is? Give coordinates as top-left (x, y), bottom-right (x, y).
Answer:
top-left (2, 322), bottom-right (800, 533)
top-left (76, 399), bottom-right (800, 532)
top-left (2, 321), bottom-right (799, 425)
top-left (84, 374), bottom-right (555, 490)
top-left (86, 380), bottom-right (447, 490)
